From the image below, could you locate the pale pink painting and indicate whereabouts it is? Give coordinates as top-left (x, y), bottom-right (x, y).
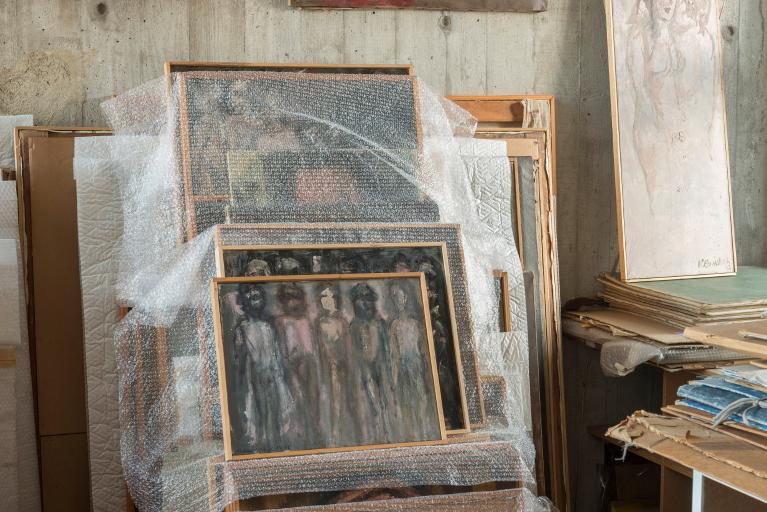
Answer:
top-left (606, 0), bottom-right (736, 281)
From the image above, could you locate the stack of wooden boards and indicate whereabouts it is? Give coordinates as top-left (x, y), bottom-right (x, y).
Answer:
top-left (564, 308), bottom-right (750, 370)
top-left (598, 266), bottom-right (767, 329)
top-left (563, 266), bottom-right (767, 370)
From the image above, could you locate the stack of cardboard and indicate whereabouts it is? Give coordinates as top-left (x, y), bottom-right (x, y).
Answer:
top-left (564, 308), bottom-right (750, 368)
top-left (598, 266), bottom-right (767, 329)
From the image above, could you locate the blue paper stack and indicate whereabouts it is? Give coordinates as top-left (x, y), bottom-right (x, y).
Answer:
top-left (676, 377), bottom-right (767, 432)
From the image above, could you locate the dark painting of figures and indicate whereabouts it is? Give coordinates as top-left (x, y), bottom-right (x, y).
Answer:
top-left (222, 244), bottom-right (468, 431)
top-left (214, 274), bottom-right (444, 458)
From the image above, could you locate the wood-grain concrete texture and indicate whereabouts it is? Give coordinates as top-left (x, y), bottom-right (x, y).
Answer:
top-left (1, 0), bottom-right (763, 300)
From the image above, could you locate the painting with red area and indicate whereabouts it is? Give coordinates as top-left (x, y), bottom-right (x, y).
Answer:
top-left (289, 0), bottom-right (547, 12)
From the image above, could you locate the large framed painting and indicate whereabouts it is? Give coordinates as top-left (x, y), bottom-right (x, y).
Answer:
top-left (173, 71), bottom-right (433, 242)
top-left (605, 0), bottom-right (736, 282)
top-left (212, 273), bottom-right (446, 460)
top-left (215, 223), bottom-right (484, 429)
top-left (165, 60), bottom-right (413, 76)
top-left (216, 242), bottom-right (470, 433)
top-left (289, 0), bottom-right (548, 12)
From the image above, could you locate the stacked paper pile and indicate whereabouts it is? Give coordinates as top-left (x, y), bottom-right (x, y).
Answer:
top-left (598, 266), bottom-right (767, 328)
top-left (564, 308), bottom-right (748, 367)
top-left (664, 365), bottom-right (767, 444)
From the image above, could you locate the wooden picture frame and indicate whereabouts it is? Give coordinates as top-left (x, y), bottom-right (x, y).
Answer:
top-left (604, 0), bottom-right (736, 282)
top-left (289, 0), bottom-right (548, 12)
top-left (212, 273), bottom-right (447, 461)
top-left (215, 241), bottom-right (471, 434)
top-left (215, 223), bottom-right (485, 428)
top-left (165, 60), bottom-right (413, 76)
top-left (448, 95), bottom-right (566, 508)
top-left (173, 71), bottom-right (427, 242)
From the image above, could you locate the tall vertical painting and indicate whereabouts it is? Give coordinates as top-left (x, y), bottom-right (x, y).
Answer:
top-left (605, 0), bottom-right (736, 281)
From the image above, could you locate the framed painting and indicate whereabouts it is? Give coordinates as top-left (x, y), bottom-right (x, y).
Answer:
top-left (215, 223), bottom-right (484, 429)
top-left (605, 0), bottom-right (736, 281)
top-left (173, 71), bottom-right (430, 242)
top-left (212, 273), bottom-right (446, 460)
top-left (165, 60), bottom-right (413, 76)
top-left (289, 0), bottom-right (548, 12)
top-left (216, 242), bottom-right (471, 433)
top-left (448, 95), bottom-right (563, 506)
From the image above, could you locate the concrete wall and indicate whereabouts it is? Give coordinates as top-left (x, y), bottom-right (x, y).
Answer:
top-left (0, 0), bottom-right (764, 300)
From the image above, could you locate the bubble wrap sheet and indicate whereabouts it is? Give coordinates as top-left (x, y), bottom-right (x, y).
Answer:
top-left (74, 138), bottom-right (127, 511)
top-left (77, 72), bottom-right (548, 511)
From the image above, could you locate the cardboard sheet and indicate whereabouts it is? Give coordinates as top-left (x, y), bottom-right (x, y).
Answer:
top-left (568, 308), bottom-right (689, 345)
top-left (685, 320), bottom-right (767, 359)
top-left (606, 411), bottom-right (767, 501)
top-left (663, 404), bottom-right (767, 451)
top-left (601, 268), bottom-right (767, 310)
top-left (27, 136), bottom-right (87, 436)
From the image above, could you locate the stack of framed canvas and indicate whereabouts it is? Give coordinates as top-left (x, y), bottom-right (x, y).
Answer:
top-left (449, 95), bottom-right (565, 507)
top-left (87, 60), bottom-right (545, 511)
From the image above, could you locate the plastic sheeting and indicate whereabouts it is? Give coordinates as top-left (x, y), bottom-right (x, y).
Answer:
top-left (79, 72), bottom-right (548, 511)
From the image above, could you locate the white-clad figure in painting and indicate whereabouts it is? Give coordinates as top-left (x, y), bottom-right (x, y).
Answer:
top-left (613, 0), bottom-right (733, 278)
top-left (233, 283), bottom-right (293, 452)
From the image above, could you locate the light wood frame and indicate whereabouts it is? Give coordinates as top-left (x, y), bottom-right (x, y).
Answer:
top-left (165, 60), bottom-right (414, 76)
top-left (289, 0), bottom-right (548, 12)
top-left (447, 95), bottom-right (568, 510)
top-left (215, 241), bottom-right (471, 434)
top-left (214, 223), bottom-right (485, 428)
top-left (603, 0), bottom-right (737, 282)
top-left (212, 272), bottom-right (447, 461)
top-left (173, 71), bottom-right (425, 242)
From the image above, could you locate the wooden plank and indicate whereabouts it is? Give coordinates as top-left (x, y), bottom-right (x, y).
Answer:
top-left (165, 61), bottom-right (412, 75)
top-left (451, 98), bottom-right (526, 124)
top-left (685, 320), bottom-right (767, 359)
top-left (290, 0), bottom-right (548, 12)
top-left (607, 413), bottom-right (767, 501)
top-left (661, 370), bottom-right (697, 407)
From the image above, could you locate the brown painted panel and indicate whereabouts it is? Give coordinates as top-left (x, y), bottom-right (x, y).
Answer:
top-left (27, 137), bottom-right (86, 436)
top-left (289, 0), bottom-right (547, 12)
top-left (40, 434), bottom-right (91, 512)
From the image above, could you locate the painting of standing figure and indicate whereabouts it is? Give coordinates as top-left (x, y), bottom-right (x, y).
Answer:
top-left (212, 273), bottom-right (446, 460)
top-left (605, 0), bottom-right (736, 281)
